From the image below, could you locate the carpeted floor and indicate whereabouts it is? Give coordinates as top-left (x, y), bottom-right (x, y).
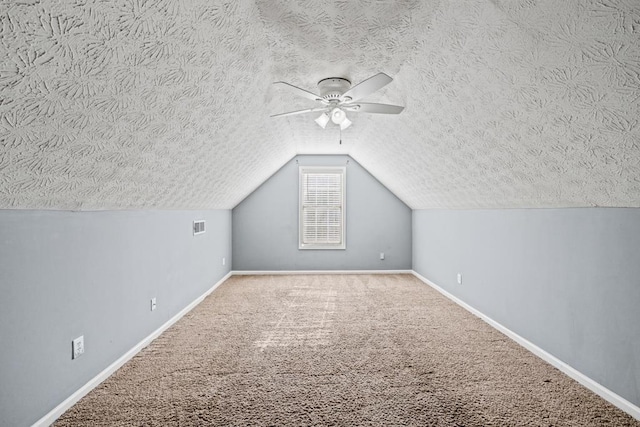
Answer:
top-left (55, 274), bottom-right (640, 426)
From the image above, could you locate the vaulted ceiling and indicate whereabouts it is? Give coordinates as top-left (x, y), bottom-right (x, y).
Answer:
top-left (1, 0), bottom-right (639, 210)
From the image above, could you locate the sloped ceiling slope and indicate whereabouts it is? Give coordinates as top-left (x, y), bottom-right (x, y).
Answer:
top-left (0, 0), bottom-right (293, 209)
top-left (352, 0), bottom-right (640, 209)
top-left (1, 0), bottom-right (639, 210)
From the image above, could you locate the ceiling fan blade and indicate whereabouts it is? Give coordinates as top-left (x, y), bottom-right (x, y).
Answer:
top-left (343, 102), bottom-right (404, 114)
top-left (270, 107), bottom-right (327, 118)
top-left (341, 72), bottom-right (393, 102)
top-left (273, 81), bottom-right (323, 102)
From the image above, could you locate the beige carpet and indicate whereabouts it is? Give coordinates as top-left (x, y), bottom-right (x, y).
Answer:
top-left (55, 274), bottom-right (639, 426)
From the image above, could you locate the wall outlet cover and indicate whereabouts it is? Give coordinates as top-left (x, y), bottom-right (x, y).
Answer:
top-left (457, 273), bottom-right (462, 285)
top-left (72, 336), bottom-right (84, 359)
top-left (151, 297), bottom-right (157, 311)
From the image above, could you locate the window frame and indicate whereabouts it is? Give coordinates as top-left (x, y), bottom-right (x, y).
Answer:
top-left (298, 166), bottom-right (346, 250)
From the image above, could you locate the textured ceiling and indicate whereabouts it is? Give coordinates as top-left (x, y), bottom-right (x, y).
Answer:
top-left (1, 0), bottom-right (639, 210)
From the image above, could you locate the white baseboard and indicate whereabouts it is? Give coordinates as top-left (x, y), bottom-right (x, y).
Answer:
top-left (33, 271), bottom-right (233, 427)
top-left (411, 271), bottom-right (640, 421)
top-left (232, 270), bottom-right (413, 275)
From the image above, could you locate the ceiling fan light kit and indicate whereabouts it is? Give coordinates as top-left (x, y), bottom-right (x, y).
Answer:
top-left (331, 108), bottom-right (346, 124)
top-left (272, 72), bottom-right (404, 131)
top-left (314, 112), bottom-right (330, 129)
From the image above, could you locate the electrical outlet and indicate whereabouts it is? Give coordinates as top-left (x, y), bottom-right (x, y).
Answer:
top-left (222, 257), bottom-right (226, 266)
top-left (380, 252), bottom-right (385, 260)
top-left (457, 273), bottom-right (462, 285)
top-left (151, 297), bottom-right (157, 311)
top-left (72, 336), bottom-right (84, 359)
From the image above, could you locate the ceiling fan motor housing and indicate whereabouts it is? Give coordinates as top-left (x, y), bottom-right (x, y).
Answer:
top-left (317, 77), bottom-right (351, 101)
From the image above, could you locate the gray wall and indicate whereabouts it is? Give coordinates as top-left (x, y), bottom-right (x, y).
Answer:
top-left (233, 155), bottom-right (412, 270)
top-left (0, 209), bottom-right (232, 426)
top-left (413, 208), bottom-right (640, 407)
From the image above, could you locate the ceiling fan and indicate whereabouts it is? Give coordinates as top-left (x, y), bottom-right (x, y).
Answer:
top-left (271, 72), bottom-right (404, 130)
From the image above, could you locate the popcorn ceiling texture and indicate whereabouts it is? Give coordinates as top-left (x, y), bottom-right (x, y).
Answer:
top-left (1, 0), bottom-right (639, 210)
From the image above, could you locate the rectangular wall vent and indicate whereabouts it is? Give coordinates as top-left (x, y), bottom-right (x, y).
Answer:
top-left (193, 220), bottom-right (205, 235)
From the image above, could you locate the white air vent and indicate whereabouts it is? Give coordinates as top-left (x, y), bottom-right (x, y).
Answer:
top-left (193, 220), bottom-right (205, 235)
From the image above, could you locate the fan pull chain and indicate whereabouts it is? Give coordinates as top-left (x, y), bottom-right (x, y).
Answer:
top-left (339, 127), bottom-right (342, 145)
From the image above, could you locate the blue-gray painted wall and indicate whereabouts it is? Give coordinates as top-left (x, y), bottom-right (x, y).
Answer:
top-left (413, 208), bottom-right (640, 407)
top-left (232, 155), bottom-right (412, 271)
top-left (3, 192), bottom-right (638, 425)
top-left (0, 209), bottom-right (232, 426)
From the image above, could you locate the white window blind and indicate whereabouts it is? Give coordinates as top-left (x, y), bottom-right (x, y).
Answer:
top-left (299, 166), bottom-right (346, 250)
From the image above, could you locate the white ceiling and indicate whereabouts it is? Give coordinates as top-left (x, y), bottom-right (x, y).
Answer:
top-left (1, 0), bottom-right (639, 210)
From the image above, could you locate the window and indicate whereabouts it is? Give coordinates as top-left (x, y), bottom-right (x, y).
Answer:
top-left (299, 166), bottom-right (346, 249)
